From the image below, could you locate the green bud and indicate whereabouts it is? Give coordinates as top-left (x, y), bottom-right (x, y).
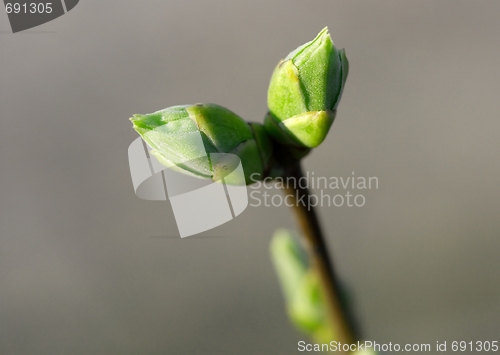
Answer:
top-left (130, 103), bottom-right (272, 185)
top-left (266, 27), bottom-right (348, 148)
top-left (289, 271), bottom-right (327, 333)
top-left (270, 229), bottom-right (327, 333)
top-left (354, 351), bottom-right (379, 355)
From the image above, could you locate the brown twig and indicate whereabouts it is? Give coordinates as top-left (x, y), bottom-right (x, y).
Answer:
top-left (282, 162), bottom-right (359, 351)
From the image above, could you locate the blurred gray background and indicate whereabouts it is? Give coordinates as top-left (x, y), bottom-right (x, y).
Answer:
top-left (1, 1), bottom-right (499, 354)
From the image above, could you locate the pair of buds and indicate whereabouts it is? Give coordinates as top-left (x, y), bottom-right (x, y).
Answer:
top-left (130, 28), bottom-right (349, 184)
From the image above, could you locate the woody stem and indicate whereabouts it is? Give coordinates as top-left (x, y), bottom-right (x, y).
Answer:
top-left (282, 162), bottom-right (359, 350)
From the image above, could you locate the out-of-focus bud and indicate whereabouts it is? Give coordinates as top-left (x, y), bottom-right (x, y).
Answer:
top-left (130, 103), bottom-right (272, 185)
top-left (266, 27), bottom-right (348, 148)
top-left (354, 351), bottom-right (379, 355)
top-left (270, 229), bottom-right (326, 334)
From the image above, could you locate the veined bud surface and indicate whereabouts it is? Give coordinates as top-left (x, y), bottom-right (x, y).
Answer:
top-left (130, 103), bottom-right (272, 185)
top-left (266, 27), bottom-right (349, 148)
